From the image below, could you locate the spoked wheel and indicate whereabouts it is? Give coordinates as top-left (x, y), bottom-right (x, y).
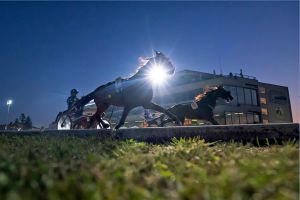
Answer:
top-left (57, 114), bottom-right (72, 130)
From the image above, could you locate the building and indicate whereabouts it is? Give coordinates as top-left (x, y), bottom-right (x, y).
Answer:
top-left (85, 69), bottom-right (293, 127)
top-left (153, 69), bottom-right (293, 125)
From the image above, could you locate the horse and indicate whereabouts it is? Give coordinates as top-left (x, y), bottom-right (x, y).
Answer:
top-left (74, 51), bottom-right (181, 129)
top-left (147, 86), bottom-right (233, 126)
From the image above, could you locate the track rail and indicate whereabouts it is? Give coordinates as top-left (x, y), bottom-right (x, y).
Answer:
top-left (0, 123), bottom-right (298, 143)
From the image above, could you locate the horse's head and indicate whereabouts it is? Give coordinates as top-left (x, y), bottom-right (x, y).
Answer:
top-left (151, 51), bottom-right (175, 75)
top-left (139, 51), bottom-right (175, 85)
top-left (213, 86), bottom-right (233, 102)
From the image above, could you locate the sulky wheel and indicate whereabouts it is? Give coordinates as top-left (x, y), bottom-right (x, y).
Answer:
top-left (57, 114), bottom-right (72, 130)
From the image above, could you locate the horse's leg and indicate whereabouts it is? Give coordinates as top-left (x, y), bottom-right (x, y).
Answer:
top-left (87, 115), bottom-right (96, 129)
top-left (96, 104), bottom-right (110, 128)
top-left (98, 118), bottom-right (110, 129)
top-left (115, 106), bottom-right (132, 129)
top-left (143, 102), bottom-right (182, 126)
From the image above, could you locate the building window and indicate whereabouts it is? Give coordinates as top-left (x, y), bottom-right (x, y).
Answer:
top-left (237, 87), bottom-right (245, 105)
top-left (260, 98), bottom-right (267, 105)
top-left (225, 112), bottom-right (247, 124)
top-left (244, 88), bottom-right (252, 105)
top-left (232, 113), bottom-right (240, 124)
top-left (261, 108), bottom-right (268, 115)
top-left (224, 111), bottom-right (261, 125)
top-left (247, 112), bottom-right (254, 124)
top-left (230, 86), bottom-right (238, 105)
top-left (225, 112), bottom-right (233, 124)
top-left (239, 113), bottom-right (247, 124)
top-left (246, 112), bottom-right (261, 124)
top-left (223, 85), bottom-right (258, 106)
top-left (251, 90), bottom-right (258, 106)
top-left (214, 114), bottom-right (225, 125)
top-left (224, 86), bottom-right (238, 105)
top-left (259, 87), bottom-right (266, 94)
top-left (254, 113), bottom-right (260, 124)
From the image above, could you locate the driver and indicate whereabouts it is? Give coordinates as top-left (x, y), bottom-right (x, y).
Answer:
top-left (67, 89), bottom-right (79, 109)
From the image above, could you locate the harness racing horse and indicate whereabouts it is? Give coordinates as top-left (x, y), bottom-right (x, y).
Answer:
top-left (75, 51), bottom-right (181, 129)
top-left (148, 86), bottom-right (233, 126)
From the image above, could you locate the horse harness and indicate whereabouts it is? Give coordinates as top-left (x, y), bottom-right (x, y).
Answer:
top-left (114, 77), bottom-right (123, 93)
top-left (190, 101), bottom-right (214, 110)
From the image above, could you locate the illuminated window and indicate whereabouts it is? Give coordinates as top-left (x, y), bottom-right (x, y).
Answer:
top-left (184, 119), bottom-right (192, 125)
top-left (260, 98), bottom-right (267, 104)
top-left (225, 112), bottom-right (232, 124)
top-left (263, 119), bottom-right (269, 124)
top-left (225, 112), bottom-right (248, 124)
top-left (239, 113), bottom-right (247, 124)
top-left (232, 113), bottom-right (240, 124)
top-left (254, 113), bottom-right (260, 123)
top-left (259, 87), bottom-right (266, 94)
top-left (261, 108), bottom-right (268, 115)
top-left (214, 114), bottom-right (225, 125)
top-left (247, 112), bottom-right (254, 124)
top-left (247, 112), bottom-right (261, 124)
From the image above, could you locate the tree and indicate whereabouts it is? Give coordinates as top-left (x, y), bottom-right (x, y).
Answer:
top-left (19, 113), bottom-right (26, 124)
top-left (25, 116), bottom-right (32, 129)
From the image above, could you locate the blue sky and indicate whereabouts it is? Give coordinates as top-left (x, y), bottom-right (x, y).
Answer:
top-left (0, 1), bottom-right (298, 126)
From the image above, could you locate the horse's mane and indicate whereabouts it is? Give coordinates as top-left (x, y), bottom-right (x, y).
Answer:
top-left (194, 87), bottom-right (218, 102)
top-left (126, 56), bottom-right (152, 79)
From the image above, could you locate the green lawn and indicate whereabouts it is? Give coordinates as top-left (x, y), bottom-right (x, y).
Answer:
top-left (0, 136), bottom-right (298, 200)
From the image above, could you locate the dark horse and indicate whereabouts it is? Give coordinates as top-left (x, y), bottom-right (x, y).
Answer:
top-left (75, 51), bottom-right (181, 129)
top-left (148, 86), bottom-right (233, 126)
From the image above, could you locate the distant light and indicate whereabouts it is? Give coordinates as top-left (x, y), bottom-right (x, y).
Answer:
top-left (147, 64), bottom-right (169, 85)
top-left (6, 100), bottom-right (13, 106)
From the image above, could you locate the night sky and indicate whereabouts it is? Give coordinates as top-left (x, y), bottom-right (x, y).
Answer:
top-left (0, 1), bottom-right (298, 127)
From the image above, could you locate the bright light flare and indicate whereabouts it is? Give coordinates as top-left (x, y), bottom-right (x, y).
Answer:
top-left (6, 99), bottom-right (13, 106)
top-left (147, 64), bottom-right (169, 86)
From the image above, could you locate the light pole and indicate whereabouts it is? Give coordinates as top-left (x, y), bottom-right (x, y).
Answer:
top-left (5, 99), bottom-right (13, 130)
top-left (6, 99), bottom-right (13, 113)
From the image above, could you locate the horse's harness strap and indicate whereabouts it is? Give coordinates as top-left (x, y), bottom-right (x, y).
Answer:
top-left (191, 101), bottom-right (198, 110)
top-left (191, 101), bottom-right (214, 110)
top-left (115, 78), bottom-right (123, 93)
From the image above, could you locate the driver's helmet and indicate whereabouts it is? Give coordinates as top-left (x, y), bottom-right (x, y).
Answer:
top-left (71, 89), bottom-right (79, 95)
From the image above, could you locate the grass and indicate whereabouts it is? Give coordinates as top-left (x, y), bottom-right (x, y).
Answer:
top-left (0, 136), bottom-right (298, 200)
